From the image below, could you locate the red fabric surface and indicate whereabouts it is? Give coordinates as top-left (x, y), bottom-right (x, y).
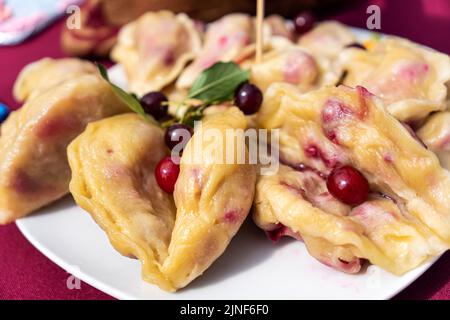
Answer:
top-left (0, 0), bottom-right (449, 300)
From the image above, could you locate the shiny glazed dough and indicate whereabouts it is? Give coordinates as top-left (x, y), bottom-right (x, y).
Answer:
top-left (0, 73), bottom-right (128, 224)
top-left (68, 109), bottom-right (256, 291)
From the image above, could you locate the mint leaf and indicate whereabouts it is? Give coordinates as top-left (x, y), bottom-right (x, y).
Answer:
top-left (188, 62), bottom-right (249, 104)
top-left (96, 63), bottom-right (157, 124)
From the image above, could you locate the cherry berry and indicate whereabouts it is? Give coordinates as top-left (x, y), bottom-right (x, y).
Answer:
top-left (293, 11), bottom-right (315, 35)
top-left (165, 124), bottom-right (193, 150)
top-left (234, 83), bottom-right (263, 115)
top-left (326, 165), bottom-right (369, 205)
top-left (155, 156), bottom-right (180, 193)
top-left (140, 91), bottom-right (168, 120)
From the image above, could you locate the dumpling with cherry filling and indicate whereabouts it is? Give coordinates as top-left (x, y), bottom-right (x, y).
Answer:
top-left (339, 37), bottom-right (450, 123)
top-left (297, 21), bottom-right (356, 59)
top-left (249, 46), bottom-right (340, 92)
top-left (0, 70), bottom-right (128, 224)
top-left (254, 83), bottom-right (450, 275)
top-left (176, 13), bottom-right (258, 89)
top-left (68, 108), bottom-right (256, 291)
top-left (111, 10), bottom-right (202, 96)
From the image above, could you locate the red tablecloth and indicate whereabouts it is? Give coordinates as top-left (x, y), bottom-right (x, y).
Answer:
top-left (0, 0), bottom-right (449, 300)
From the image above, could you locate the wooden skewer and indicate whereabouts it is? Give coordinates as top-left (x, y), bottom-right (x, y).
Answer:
top-left (255, 0), bottom-right (264, 64)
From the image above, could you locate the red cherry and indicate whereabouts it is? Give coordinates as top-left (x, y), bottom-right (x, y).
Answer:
top-left (326, 165), bottom-right (369, 205)
top-left (164, 124), bottom-right (193, 150)
top-left (155, 156), bottom-right (180, 193)
top-left (293, 11), bottom-right (315, 35)
top-left (140, 91), bottom-right (168, 120)
top-left (234, 83), bottom-right (263, 115)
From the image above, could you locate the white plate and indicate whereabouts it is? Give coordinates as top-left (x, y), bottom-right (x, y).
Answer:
top-left (16, 27), bottom-right (441, 300)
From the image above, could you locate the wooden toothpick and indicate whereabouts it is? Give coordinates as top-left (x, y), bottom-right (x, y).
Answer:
top-left (256, 0), bottom-right (264, 64)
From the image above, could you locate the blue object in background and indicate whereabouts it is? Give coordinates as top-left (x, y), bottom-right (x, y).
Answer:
top-left (0, 102), bottom-right (10, 123)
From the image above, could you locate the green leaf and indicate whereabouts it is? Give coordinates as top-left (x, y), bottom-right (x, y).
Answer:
top-left (188, 62), bottom-right (249, 104)
top-left (96, 63), bottom-right (157, 124)
top-left (97, 63), bottom-right (109, 81)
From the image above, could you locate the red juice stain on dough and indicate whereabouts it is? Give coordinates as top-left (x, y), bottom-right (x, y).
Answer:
top-left (303, 144), bottom-right (339, 168)
top-left (383, 153), bottom-right (394, 163)
top-left (397, 62), bottom-right (429, 81)
top-left (265, 224), bottom-right (288, 243)
top-left (283, 51), bottom-right (317, 85)
top-left (163, 49), bottom-right (176, 66)
top-left (10, 171), bottom-right (39, 194)
top-left (321, 99), bottom-right (354, 145)
top-left (265, 224), bottom-right (303, 243)
top-left (321, 99), bottom-right (353, 123)
top-left (223, 210), bottom-right (239, 223)
top-left (356, 86), bottom-right (371, 118)
top-left (35, 116), bottom-right (80, 139)
top-left (218, 35), bottom-right (228, 47)
top-left (304, 145), bottom-right (319, 158)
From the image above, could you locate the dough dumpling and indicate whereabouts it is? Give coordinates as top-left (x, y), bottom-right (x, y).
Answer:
top-left (13, 58), bottom-right (97, 102)
top-left (340, 37), bottom-right (450, 122)
top-left (68, 109), bottom-right (256, 291)
top-left (0, 72), bottom-right (128, 224)
top-left (249, 46), bottom-right (339, 92)
top-left (176, 13), bottom-right (256, 89)
top-left (298, 21), bottom-right (356, 59)
top-left (255, 83), bottom-right (450, 275)
top-left (111, 11), bottom-right (202, 96)
top-left (417, 111), bottom-right (450, 170)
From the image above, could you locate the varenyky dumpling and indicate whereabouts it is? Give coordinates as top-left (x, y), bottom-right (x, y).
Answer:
top-left (13, 58), bottom-right (97, 102)
top-left (255, 83), bottom-right (450, 275)
top-left (417, 111), bottom-right (450, 170)
top-left (68, 109), bottom-right (256, 291)
top-left (111, 11), bottom-right (202, 96)
top-left (249, 46), bottom-right (340, 92)
top-left (176, 13), bottom-right (257, 89)
top-left (297, 21), bottom-right (356, 59)
top-left (0, 68), bottom-right (128, 224)
top-left (339, 37), bottom-right (450, 122)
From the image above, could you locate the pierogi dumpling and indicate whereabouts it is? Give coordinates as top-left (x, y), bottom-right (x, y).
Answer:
top-left (68, 109), bottom-right (256, 291)
top-left (297, 21), bottom-right (356, 59)
top-left (68, 114), bottom-right (176, 290)
top-left (176, 13), bottom-right (256, 89)
top-left (0, 73), bottom-right (128, 224)
top-left (249, 46), bottom-right (340, 92)
top-left (340, 37), bottom-right (450, 122)
top-left (255, 83), bottom-right (450, 275)
top-left (13, 58), bottom-right (97, 102)
top-left (111, 11), bottom-right (202, 96)
top-left (417, 111), bottom-right (450, 170)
